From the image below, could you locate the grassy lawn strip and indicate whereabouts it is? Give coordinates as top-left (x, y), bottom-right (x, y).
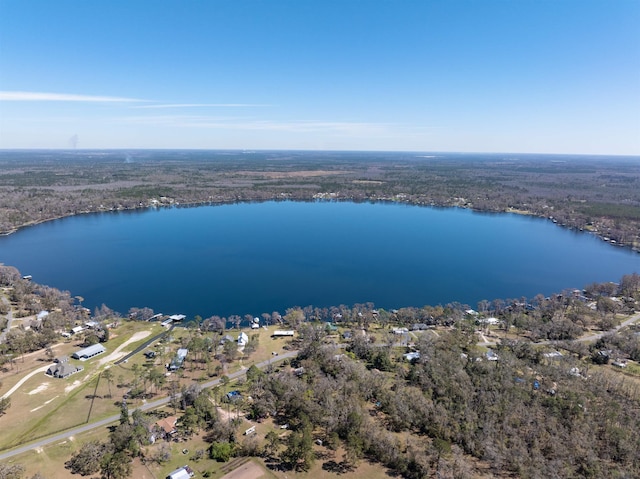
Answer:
top-left (9, 375), bottom-right (98, 448)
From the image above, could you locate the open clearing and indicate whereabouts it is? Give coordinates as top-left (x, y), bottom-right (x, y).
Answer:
top-left (221, 460), bottom-right (268, 479)
top-left (1, 365), bottom-right (50, 399)
top-left (98, 330), bottom-right (152, 365)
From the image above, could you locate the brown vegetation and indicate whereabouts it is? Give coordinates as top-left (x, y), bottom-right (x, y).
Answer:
top-left (1, 150), bottom-right (639, 251)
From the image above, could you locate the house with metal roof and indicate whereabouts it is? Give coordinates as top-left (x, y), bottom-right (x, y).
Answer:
top-left (166, 465), bottom-right (194, 479)
top-left (46, 363), bottom-right (83, 378)
top-left (71, 343), bottom-right (106, 360)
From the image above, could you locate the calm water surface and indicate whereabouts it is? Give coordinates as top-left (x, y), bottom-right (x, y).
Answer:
top-left (1, 201), bottom-right (638, 318)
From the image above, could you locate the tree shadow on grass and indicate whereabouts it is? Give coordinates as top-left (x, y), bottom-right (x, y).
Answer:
top-left (322, 460), bottom-right (355, 475)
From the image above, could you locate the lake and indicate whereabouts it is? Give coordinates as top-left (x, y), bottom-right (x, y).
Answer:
top-left (1, 201), bottom-right (639, 319)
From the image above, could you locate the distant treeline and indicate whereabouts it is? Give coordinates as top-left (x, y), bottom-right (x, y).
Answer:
top-left (1, 151), bottom-right (639, 251)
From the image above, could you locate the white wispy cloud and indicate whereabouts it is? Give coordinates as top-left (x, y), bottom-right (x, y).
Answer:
top-left (0, 91), bottom-right (147, 102)
top-left (133, 103), bottom-right (274, 109)
top-left (119, 114), bottom-right (391, 135)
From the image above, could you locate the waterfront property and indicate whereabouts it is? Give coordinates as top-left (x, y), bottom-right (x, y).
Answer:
top-left (272, 330), bottom-right (295, 337)
top-left (168, 348), bottom-right (188, 371)
top-left (71, 344), bottom-right (106, 360)
top-left (403, 352), bottom-right (421, 362)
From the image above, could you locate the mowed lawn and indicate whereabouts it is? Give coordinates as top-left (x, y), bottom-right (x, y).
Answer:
top-left (0, 322), bottom-right (296, 451)
top-left (0, 321), bottom-right (163, 450)
top-left (3, 322), bottom-right (399, 479)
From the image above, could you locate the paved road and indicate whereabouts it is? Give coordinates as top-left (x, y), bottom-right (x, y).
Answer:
top-left (0, 349), bottom-right (298, 461)
top-left (575, 311), bottom-right (640, 343)
top-left (114, 325), bottom-right (173, 365)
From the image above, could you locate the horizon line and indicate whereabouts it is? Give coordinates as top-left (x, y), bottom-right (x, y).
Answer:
top-left (0, 147), bottom-right (638, 158)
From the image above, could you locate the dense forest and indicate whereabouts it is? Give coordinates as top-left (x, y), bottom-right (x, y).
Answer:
top-left (52, 320), bottom-right (640, 479)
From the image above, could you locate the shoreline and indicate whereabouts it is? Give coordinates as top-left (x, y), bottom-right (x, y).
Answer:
top-left (2, 196), bottom-right (638, 253)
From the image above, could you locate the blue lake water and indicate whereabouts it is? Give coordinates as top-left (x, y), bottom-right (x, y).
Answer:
top-left (1, 201), bottom-right (638, 319)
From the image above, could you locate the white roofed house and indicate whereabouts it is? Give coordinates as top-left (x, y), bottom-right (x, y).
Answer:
top-left (72, 343), bottom-right (106, 360)
top-left (168, 348), bottom-right (189, 371)
top-left (238, 332), bottom-right (249, 347)
top-left (166, 465), bottom-right (194, 479)
top-left (71, 325), bottom-right (85, 335)
top-left (272, 330), bottom-right (295, 337)
top-left (479, 317), bottom-right (500, 325)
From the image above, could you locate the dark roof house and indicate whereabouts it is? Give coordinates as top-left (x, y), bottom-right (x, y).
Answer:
top-left (46, 363), bottom-right (83, 378)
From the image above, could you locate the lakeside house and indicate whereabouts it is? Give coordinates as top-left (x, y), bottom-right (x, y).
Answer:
top-left (72, 343), bottom-right (106, 360)
top-left (238, 331), bottom-right (249, 346)
top-left (325, 322), bottom-right (338, 332)
top-left (403, 352), bottom-right (421, 362)
top-left (272, 330), bottom-right (295, 337)
top-left (71, 325), bottom-right (85, 335)
top-left (478, 317), bottom-right (500, 325)
top-left (168, 348), bottom-right (188, 371)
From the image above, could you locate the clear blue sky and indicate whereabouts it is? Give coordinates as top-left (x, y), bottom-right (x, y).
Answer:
top-left (1, 0), bottom-right (639, 154)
